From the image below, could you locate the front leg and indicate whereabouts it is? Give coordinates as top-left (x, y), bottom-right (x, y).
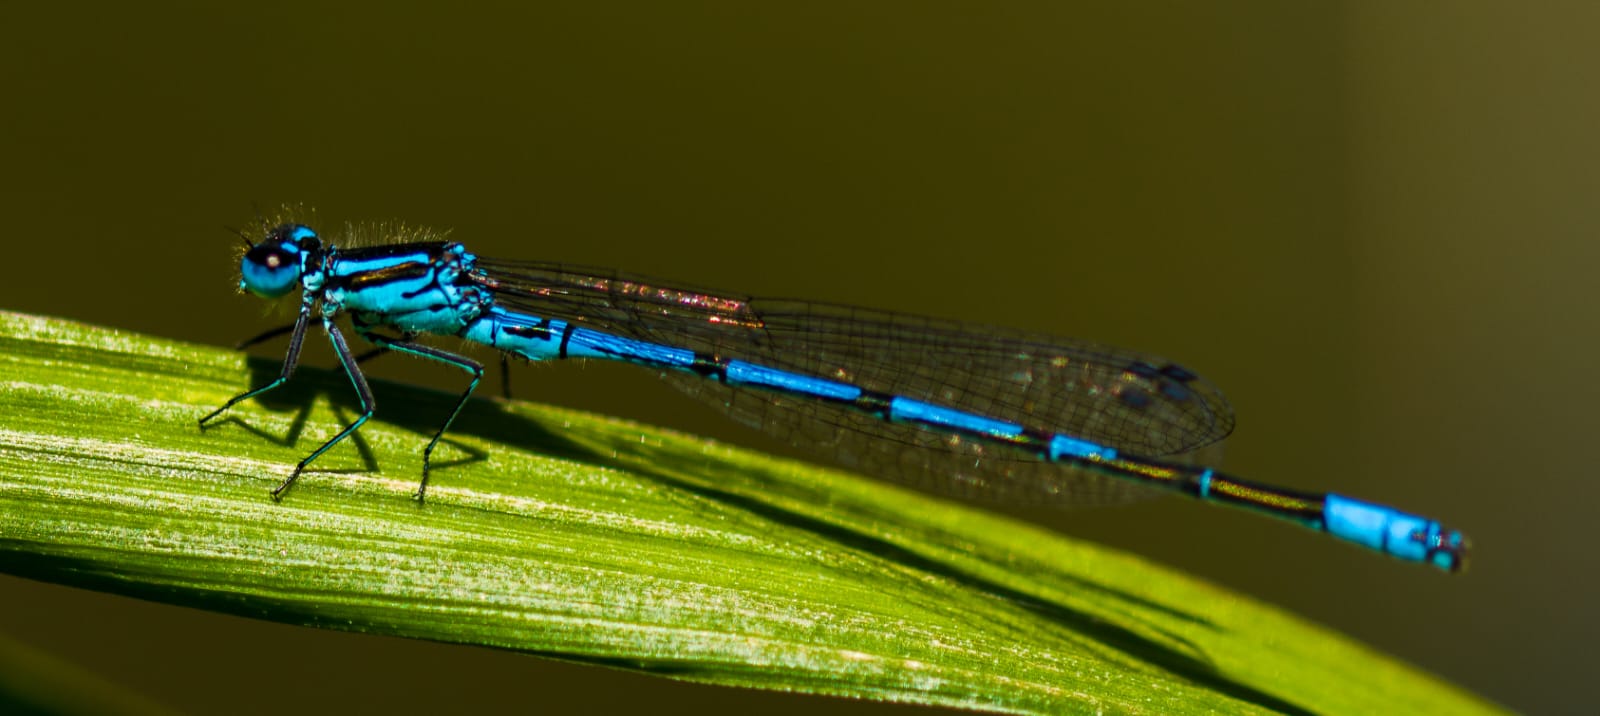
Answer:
top-left (200, 304), bottom-right (312, 427)
top-left (272, 318), bottom-right (377, 499)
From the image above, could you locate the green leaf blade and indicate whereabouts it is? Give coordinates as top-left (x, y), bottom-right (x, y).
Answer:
top-left (0, 312), bottom-right (1500, 715)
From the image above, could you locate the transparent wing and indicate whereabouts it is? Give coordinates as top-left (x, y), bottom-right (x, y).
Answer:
top-left (470, 259), bottom-right (1235, 505)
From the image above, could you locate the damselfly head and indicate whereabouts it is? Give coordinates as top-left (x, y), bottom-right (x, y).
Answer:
top-left (239, 224), bottom-right (320, 299)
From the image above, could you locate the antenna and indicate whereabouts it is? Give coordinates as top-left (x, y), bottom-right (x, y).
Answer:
top-left (224, 225), bottom-right (253, 249)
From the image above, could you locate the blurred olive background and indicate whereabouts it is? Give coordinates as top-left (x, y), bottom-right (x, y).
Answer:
top-left (0, 2), bottom-right (1592, 714)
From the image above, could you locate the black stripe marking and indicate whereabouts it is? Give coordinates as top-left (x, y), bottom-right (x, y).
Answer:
top-left (504, 318), bottom-right (554, 341)
top-left (557, 323), bottom-right (577, 359)
top-left (1018, 427), bottom-right (1055, 456)
top-left (344, 261), bottom-right (433, 290)
top-left (690, 352), bottom-right (728, 380)
top-left (1201, 473), bottom-right (1325, 522)
top-left (854, 390), bottom-right (894, 420)
top-left (1175, 468), bottom-right (1209, 499)
top-left (337, 242), bottom-right (452, 261)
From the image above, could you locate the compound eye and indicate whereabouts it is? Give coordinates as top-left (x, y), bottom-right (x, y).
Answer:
top-left (239, 243), bottom-right (302, 298)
